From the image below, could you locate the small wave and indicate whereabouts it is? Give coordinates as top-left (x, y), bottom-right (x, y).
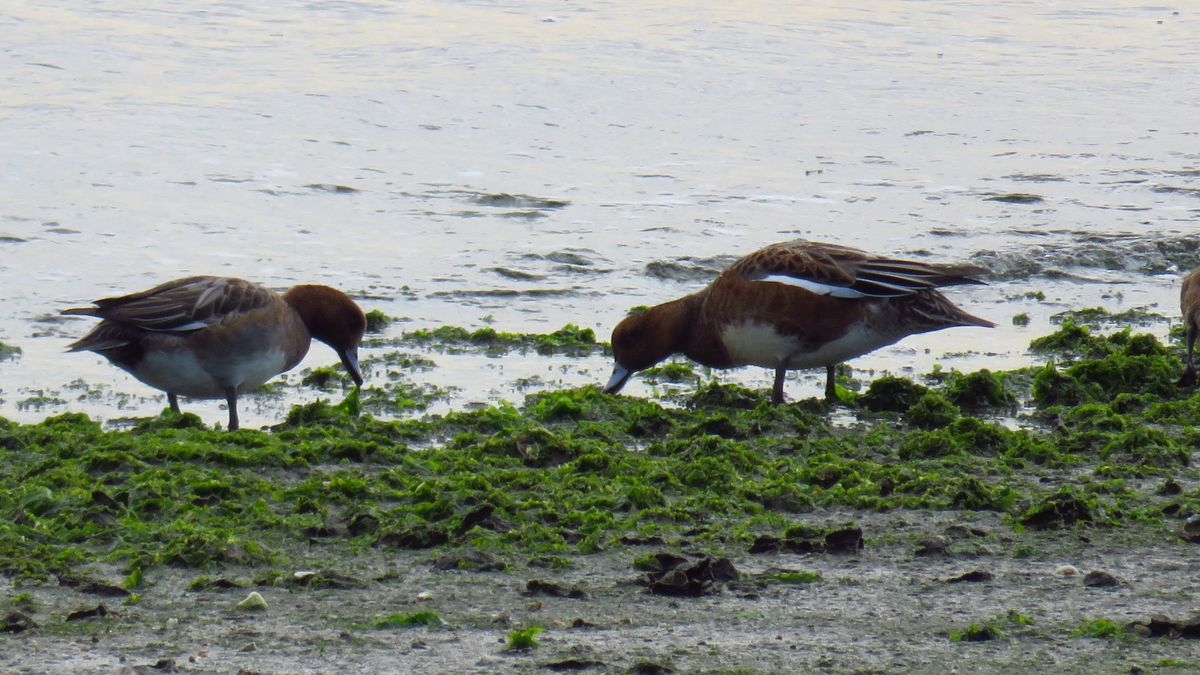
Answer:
top-left (971, 233), bottom-right (1200, 280)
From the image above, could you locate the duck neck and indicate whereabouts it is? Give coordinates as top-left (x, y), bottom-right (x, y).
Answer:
top-left (674, 291), bottom-right (728, 367)
top-left (652, 292), bottom-right (718, 365)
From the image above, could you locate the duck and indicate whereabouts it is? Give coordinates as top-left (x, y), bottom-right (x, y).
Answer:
top-left (63, 275), bottom-right (366, 430)
top-left (1178, 267), bottom-right (1200, 386)
top-left (605, 240), bottom-right (994, 403)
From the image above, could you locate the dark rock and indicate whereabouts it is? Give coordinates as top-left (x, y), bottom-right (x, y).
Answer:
top-left (960, 625), bottom-right (998, 641)
top-left (1157, 479), bottom-right (1183, 496)
top-left (628, 661), bottom-right (674, 674)
top-left (543, 658), bottom-right (606, 671)
top-left (640, 554), bottom-right (739, 597)
top-left (1020, 493), bottom-right (1092, 530)
top-left (375, 525), bottom-right (449, 549)
top-left (288, 570), bottom-right (367, 589)
top-left (750, 527), bottom-right (863, 555)
top-left (456, 504), bottom-right (512, 534)
top-left (709, 557), bottom-right (739, 582)
top-left (1128, 614), bottom-right (1200, 639)
top-left (1180, 616), bottom-right (1200, 639)
top-left (748, 535), bottom-right (783, 554)
top-left (302, 525), bottom-right (343, 539)
top-left (1181, 516), bottom-right (1200, 543)
top-left (647, 569), bottom-right (694, 596)
top-left (1082, 570), bottom-right (1119, 588)
top-left (91, 490), bottom-right (121, 510)
top-left (944, 524), bottom-right (988, 538)
top-left (59, 575), bottom-right (130, 597)
top-left (915, 535), bottom-right (950, 557)
top-left (347, 512), bottom-right (380, 536)
top-left (188, 577), bottom-right (240, 591)
top-left (525, 579), bottom-right (588, 600)
top-left (1, 611), bottom-right (37, 633)
top-left (879, 477), bottom-right (895, 497)
top-left (222, 543), bottom-right (253, 565)
top-left (570, 618), bottom-right (597, 629)
top-left (946, 570), bottom-right (993, 583)
top-left (65, 604), bottom-right (108, 622)
top-left (640, 552), bottom-right (689, 572)
top-left (824, 527), bottom-right (864, 554)
top-left (433, 548), bottom-right (505, 572)
top-left (619, 535), bottom-right (666, 546)
top-left (1145, 614), bottom-right (1177, 637)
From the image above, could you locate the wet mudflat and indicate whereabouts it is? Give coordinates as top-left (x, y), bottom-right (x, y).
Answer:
top-left (3, 2), bottom-right (1200, 672)
top-left (5, 318), bottom-right (1200, 673)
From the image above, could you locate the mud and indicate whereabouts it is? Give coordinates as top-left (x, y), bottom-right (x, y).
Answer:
top-left (5, 512), bottom-right (1200, 673)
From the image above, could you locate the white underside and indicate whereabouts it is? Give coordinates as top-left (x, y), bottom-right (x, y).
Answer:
top-left (132, 349), bottom-right (290, 398)
top-left (720, 320), bottom-right (898, 369)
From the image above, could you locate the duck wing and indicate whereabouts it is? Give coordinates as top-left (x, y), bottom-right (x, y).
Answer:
top-left (732, 240), bottom-right (989, 298)
top-left (62, 276), bottom-right (275, 332)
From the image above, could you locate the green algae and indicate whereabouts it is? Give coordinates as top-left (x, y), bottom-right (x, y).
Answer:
top-left (363, 309), bottom-right (392, 334)
top-left (1051, 306), bottom-right (1165, 327)
top-left (2, 322), bottom-right (1200, 588)
top-left (398, 323), bottom-right (605, 356)
top-left (1069, 617), bottom-right (1126, 639)
top-left (0, 340), bottom-right (21, 361)
top-left (505, 625), bottom-right (543, 650)
top-left (362, 611), bottom-right (445, 629)
top-left (949, 611), bottom-right (1036, 642)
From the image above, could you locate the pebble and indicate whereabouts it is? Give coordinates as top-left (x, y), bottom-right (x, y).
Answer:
top-left (1082, 570), bottom-right (1119, 588)
top-left (1054, 565), bottom-right (1079, 576)
top-left (915, 535), bottom-right (950, 557)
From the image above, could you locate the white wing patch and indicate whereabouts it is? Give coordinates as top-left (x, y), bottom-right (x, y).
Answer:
top-left (144, 321), bottom-right (208, 333)
top-left (755, 274), bottom-right (868, 298)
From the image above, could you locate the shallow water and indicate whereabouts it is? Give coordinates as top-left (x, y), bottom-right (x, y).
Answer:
top-left (2, 1), bottom-right (1198, 425)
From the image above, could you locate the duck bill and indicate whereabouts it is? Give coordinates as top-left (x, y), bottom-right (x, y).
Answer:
top-left (604, 364), bottom-right (632, 394)
top-left (339, 347), bottom-right (364, 387)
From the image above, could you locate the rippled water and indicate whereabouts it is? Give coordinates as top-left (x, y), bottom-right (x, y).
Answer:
top-left (2, 1), bottom-right (1198, 425)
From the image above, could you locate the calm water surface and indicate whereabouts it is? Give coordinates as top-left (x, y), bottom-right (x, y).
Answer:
top-left (2, 1), bottom-right (1197, 425)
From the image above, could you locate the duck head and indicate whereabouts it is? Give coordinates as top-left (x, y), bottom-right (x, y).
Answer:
top-left (605, 297), bottom-right (696, 394)
top-left (284, 284), bottom-right (367, 386)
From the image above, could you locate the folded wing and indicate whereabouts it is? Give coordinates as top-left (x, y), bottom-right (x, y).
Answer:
top-left (62, 276), bottom-right (275, 333)
top-left (735, 240), bottom-right (988, 298)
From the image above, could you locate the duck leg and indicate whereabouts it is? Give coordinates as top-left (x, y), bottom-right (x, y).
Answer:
top-left (225, 387), bottom-right (240, 431)
top-left (772, 367), bottom-right (787, 404)
top-left (167, 392), bottom-right (181, 414)
top-left (1180, 323), bottom-right (1198, 387)
top-left (825, 364), bottom-right (838, 402)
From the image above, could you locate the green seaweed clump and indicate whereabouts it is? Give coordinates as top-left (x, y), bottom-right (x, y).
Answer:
top-left (904, 391), bottom-right (960, 429)
top-left (365, 611), bottom-right (445, 629)
top-left (364, 310), bottom-right (393, 334)
top-left (859, 376), bottom-right (928, 413)
top-left (0, 340), bottom-right (21, 361)
top-left (944, 370), bottom-right (1017, 408)
top-left (505, 625), bottom-right (543, 650)
top-left (1031, 324), bottom-right (1178, 408)
top-left (400, 324), bottom-right (603, 356)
